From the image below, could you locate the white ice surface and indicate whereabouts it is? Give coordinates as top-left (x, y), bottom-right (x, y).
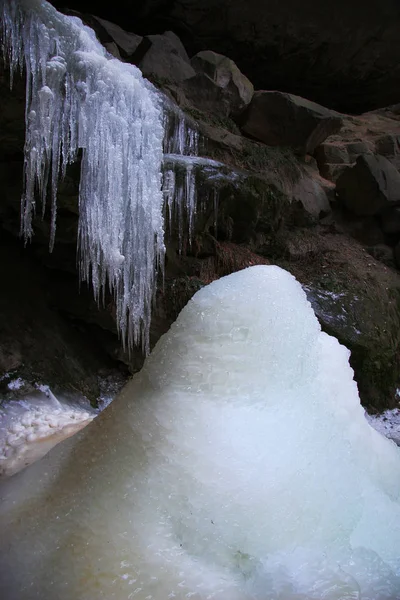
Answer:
top-left (1, 266), bottom-right (400, 600)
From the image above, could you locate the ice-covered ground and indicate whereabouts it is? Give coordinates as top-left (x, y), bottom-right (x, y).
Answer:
top-left (0, 371), bottom-right (127, 476)
top-left (0, 385), bottom-right (95, 477)
top-left (366, 406), bottom-right (400, 446)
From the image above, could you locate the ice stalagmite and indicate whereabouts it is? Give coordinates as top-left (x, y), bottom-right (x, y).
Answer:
top-left (1, 266), bottom-right (400, 600)
top-left (1, 0), bottom-right (198, 353)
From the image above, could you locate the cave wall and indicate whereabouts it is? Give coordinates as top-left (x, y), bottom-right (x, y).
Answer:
top-left (51, 0), bottom-right (400, 113)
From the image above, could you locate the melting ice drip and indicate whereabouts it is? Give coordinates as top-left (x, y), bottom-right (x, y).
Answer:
top-left (1, 0), bottom-right (199, 353)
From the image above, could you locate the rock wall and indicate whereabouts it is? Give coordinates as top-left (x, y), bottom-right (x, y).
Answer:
top-left (1, 7), bottom-right (400, 412)
top-left (51, 0), bottom-right (400, 113)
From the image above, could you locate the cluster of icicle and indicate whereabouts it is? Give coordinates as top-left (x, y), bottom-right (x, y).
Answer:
top-left (1, 0), bottom-right (199, 353)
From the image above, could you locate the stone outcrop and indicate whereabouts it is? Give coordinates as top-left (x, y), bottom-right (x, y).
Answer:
top-left (239, 91), bottom-right (342, 155)
top-left (314, 110), bottom-right (400, 183)
top-left (336, 155), bottom-right (400, 216)
top-left (2, 10), bottom-right (400, 415)
top-left (52, 0), bottom-right (400, 113)
top-left (189, 51), bottom-right (253, 115)
top-left (137, 31), bottom-right (195, 84)
top-left (90, 15), bottom-right (142, 59)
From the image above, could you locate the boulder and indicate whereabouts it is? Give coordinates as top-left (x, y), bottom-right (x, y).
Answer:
top-left (138, 31), bottom-right (195, 84)
top-left (315, 142), bottom-right (350, 166)
top-left (375, 134), bottom-right (400, 158)
top-left (190, 50), bottom-right (253, 115)
top-left (289, 174), bottom-right (333, 225)
top-left (90, 15), bottom-right (142, 58)
top-left (314, 139), bottom-right (375, 182)
top-left (336, 154), bottom-right (400, 216)
top-left (180, 73), bottom-right (234, 117)
top-left (239, 91), bottom-right (343, 155)
top-left (345, 141), bottom-right (374, 161)
top-left (52, 0), bottom-right (400, 113)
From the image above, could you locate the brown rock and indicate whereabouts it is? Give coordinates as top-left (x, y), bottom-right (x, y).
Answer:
top-left (239, 91), bottom-right (342, 155)
top-left (336, 154), bottom-right (400, 216)
top-left (190, 50), bottom-right (253, 115)
top-left (138, 31), bottom-right (195, 84)
top-left (52, 0), bottom-right (400, 113)
top-left (90, 15), bottom-right (142, 57)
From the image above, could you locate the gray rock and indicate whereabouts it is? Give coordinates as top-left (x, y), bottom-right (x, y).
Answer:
top-left (239, 91), bottom-right (343, 155)
top-left (91, 15), bottom-right (142, 57)
top-left (336, 154), bottom-right (400, 216)
top-left (180, 73), bottom-right (241, 118)
top-left (138, 31), bottom-right (195, 84)
top-left (315, 142), bottom-right (350, 165)
top-left (190, 50), bottom-right (253, 115)
top-left (375, 134), bottom-right (400, 158)
top-left (345, 141), bottom-right (374, 161)
top-left (290, 174), bottom-right (332, 223)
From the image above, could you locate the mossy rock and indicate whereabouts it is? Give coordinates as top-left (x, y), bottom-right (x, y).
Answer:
top-left (277, 231), bottom-right (400, 411)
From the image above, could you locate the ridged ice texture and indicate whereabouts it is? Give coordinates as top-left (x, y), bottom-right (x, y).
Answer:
top-left (1, 266), bottom-right (400, 599)
top-left (0, 389), bottom-right (94, 477)
top-left (162, 108), bottom-right (200, 247)
top-left (1, 0), bottom-right (169, 352)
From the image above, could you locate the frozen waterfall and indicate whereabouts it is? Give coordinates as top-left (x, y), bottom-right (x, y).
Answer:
top-left (1, 266), bottom-right (400, 600)
top-left (1, 0), bottom-right (199, 353)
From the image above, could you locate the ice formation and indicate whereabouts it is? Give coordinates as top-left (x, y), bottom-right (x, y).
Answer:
top-left (0, 388), bottom-right (94, 477)
top-left (1, 266), bottom-right (400, 600)
top-left (1, 0), bottom-right (199, 353)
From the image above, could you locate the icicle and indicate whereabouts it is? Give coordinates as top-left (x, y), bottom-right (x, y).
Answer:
top-left (1, 0), bottom-right (170, 354)
top-left (1, 0), bottom-right (204, 354)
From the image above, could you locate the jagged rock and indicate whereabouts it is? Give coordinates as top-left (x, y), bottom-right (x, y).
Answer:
top-left (180, 73), bottom-right (235, 117)
top-left (315, 139), bottom-right (375, 182)
top-left (289, 173), bottom-right (333, 225)
top-left (90, 15), bottom-right (142, 58)
top-left (336, 154), bottom-right (400, 216)
top-left (239, 91), bottom-right (342, 155)
top-left (345, 141), bottom-right (374, 161)
top-left (375, 134), bottom-right (400, 158)
top-left (190, 50), bottom-right (253, 115)
top-left (138, 31), bottom-right (195, 84)
top-left (315, 142), bottom-right (350, 165)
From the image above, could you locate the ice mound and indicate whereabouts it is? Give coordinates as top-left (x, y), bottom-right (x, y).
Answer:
top-left (1, 265), bottom-right (400, 599)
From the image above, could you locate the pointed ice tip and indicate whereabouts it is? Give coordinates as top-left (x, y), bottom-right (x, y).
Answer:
top-left (1, 0), bottom-right (200, 355)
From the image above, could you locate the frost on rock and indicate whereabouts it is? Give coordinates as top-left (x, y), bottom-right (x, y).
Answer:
top-left (1, 0), bottom-right (199, 353)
